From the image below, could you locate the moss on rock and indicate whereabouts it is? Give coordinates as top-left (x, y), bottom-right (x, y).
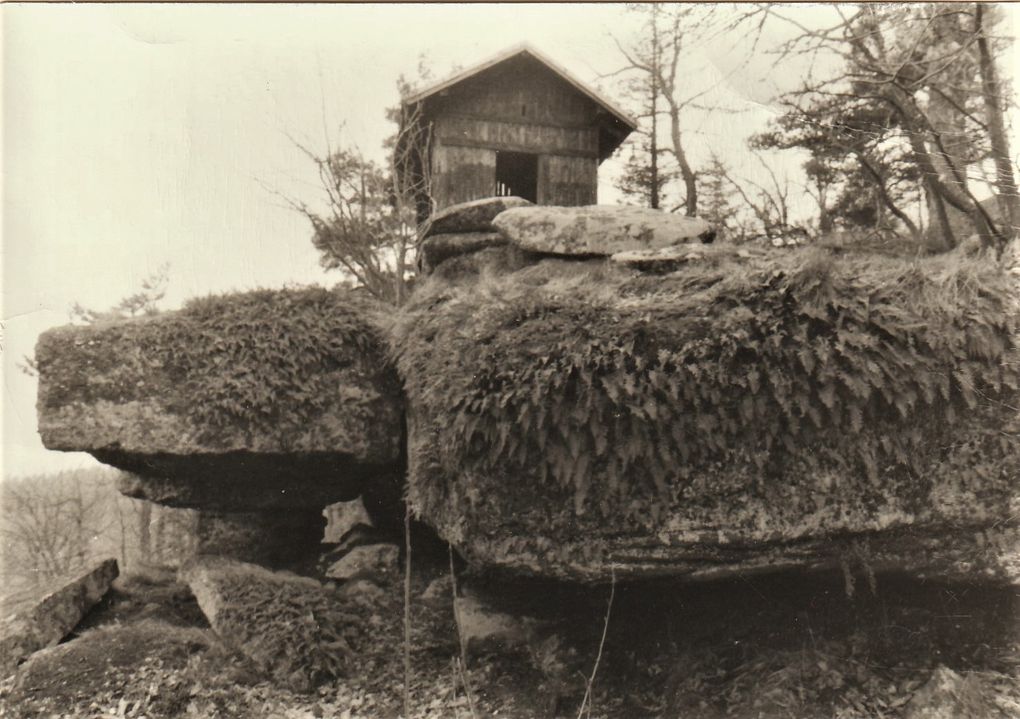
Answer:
top-left (36, 286), bottom-right (405, 509)
top-left (394, 242), bottom-right (1020, 582)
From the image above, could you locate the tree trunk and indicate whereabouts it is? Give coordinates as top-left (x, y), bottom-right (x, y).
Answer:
top-left (73, 475), bottom-right (86, 569)
top-left (649, 85), bottom-right (659, 209)
top-left (395, 239), bottom-right (407, 306)
top-left (117, 498), bottom-right (128, 572)
top-left (976, 3), bottom-right (1020, 245)
top-left (649, 9), bottom-right (660, 210)
top-left (816, 179), bottom-right (833, 234)
top-left (856, 153), bottom-right (921, 240)
top-left (667, 106), bottom-right (697, 216)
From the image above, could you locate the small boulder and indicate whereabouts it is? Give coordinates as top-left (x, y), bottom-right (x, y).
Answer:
top-left (326, 544), bottom-right (400, 584)
top-left (454, 592), bottom-right (531, 658)
top-left (424, 196), bottom-right (532, 237)
top-left (418, 232), bottom-right (508, 273)
top-left (337, 578), bottom-right (388, 604)
top-left (1, 559), bottom-right (119, 675)
top-left (492, 205), bottom-right (715, 256)
top-left (420, 575), bottom-right (453, 607)
top-left (323, 498), bottom-right (373, 544)
top-left (904, 665), bottom-right (995, 719)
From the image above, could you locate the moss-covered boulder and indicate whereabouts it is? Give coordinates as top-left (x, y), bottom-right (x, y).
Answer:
top-left (394, 239), bottom-right (1020, 583)
top-left (36, 287), bottom-right (404, 511)
top-left (180, 557), bottom-right (383, 691)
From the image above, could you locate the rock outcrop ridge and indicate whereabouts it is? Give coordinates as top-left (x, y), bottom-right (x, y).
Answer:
top-left (35, 201), bottom-right (1020, 585)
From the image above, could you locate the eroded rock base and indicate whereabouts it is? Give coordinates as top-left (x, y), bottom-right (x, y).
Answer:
top-left (194, 510), bottom-right (325, 567)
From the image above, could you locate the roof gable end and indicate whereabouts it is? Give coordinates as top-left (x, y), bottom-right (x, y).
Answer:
top-left (402, 44), bottom-right (637, 132)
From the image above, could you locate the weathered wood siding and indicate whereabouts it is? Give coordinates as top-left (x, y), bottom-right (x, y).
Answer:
top-left (437, 56), bottom-right (597, 128)
top-left (435, 116), bottom-right (596, 157)
top-left (540, 155), bottom-right (598, 206)
top-left (431, 142), bottom-right (496, 209)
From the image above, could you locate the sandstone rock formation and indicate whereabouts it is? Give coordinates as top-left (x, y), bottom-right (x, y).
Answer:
top-left (192, 510), bottom-right (326, 566)
top-left (394, 220), bottom-right (1020, 583)
top-left (35, 288), bottom-right (405, 562)
top-left (491, 204), bottom-right (715, 256)
top-left (416, 197), bottom-right (531, 275)
top-left (424, 196), bottom-right (531, 236)
top-left (419, 232), bottom-right (507, 274)
top-left (33, 200), bottom-right (1020, 588)
top-left (610, 242), bottom-right (757, 271)
top-left (1, 559), bottom-right (118, 675)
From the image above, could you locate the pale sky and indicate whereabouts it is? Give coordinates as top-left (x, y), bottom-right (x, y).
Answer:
top-left (3, 4), bottom-right (1017, 477)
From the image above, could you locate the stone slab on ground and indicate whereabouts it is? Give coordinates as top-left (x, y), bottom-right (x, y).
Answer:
top-left (492, 205), bottom-right (715, 256)
top-left (423, 196), bottom-right (532, 237)
top-left (179, 556), bottom-right (380, 691)
top-left (1, 558), bottom-right (118, 676)
top-left (903, 665), bottom-right (998, 719)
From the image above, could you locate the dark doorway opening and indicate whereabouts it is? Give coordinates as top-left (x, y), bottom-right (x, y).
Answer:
top-left (495, 151), bottom-right (538, 203)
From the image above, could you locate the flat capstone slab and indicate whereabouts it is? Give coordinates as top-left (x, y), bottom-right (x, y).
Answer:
top-left (492, 205), bottom-right (716, 256)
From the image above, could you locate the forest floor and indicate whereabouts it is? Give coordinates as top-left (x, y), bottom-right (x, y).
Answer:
top-left (2, 545), bottom-right (1019, 719)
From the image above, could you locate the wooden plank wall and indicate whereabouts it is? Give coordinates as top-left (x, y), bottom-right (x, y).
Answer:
top-left (440, 57), bottom-right (596, 127)
top-left (435, 117), bottom-right (596, 157)
top-left (540, 155), bottom-right (598, 206)
top-left (431, 143), bottom-right (496, 209)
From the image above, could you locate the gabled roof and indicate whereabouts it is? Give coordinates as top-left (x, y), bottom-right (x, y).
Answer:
top-left (402, 43), bottom-right (638, 132)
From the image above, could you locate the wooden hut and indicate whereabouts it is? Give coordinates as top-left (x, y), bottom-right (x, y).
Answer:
top-left (397, 44), bottom-right (636, 219)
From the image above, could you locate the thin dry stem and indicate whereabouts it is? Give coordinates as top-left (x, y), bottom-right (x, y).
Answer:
top-left (403, 503), bottom-right (412, 719)
top-left (449, 543), bottom-right (479, 719)
top-left (576, 568), bottom-right (616, 719)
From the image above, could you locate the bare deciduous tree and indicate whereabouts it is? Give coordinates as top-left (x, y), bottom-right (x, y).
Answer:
top-left (1, 470), bottom-right (113, 583)
top-left (609, 5), bottom-right (723, 215)
top-left (275, 70), bottom-right (435, 306)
